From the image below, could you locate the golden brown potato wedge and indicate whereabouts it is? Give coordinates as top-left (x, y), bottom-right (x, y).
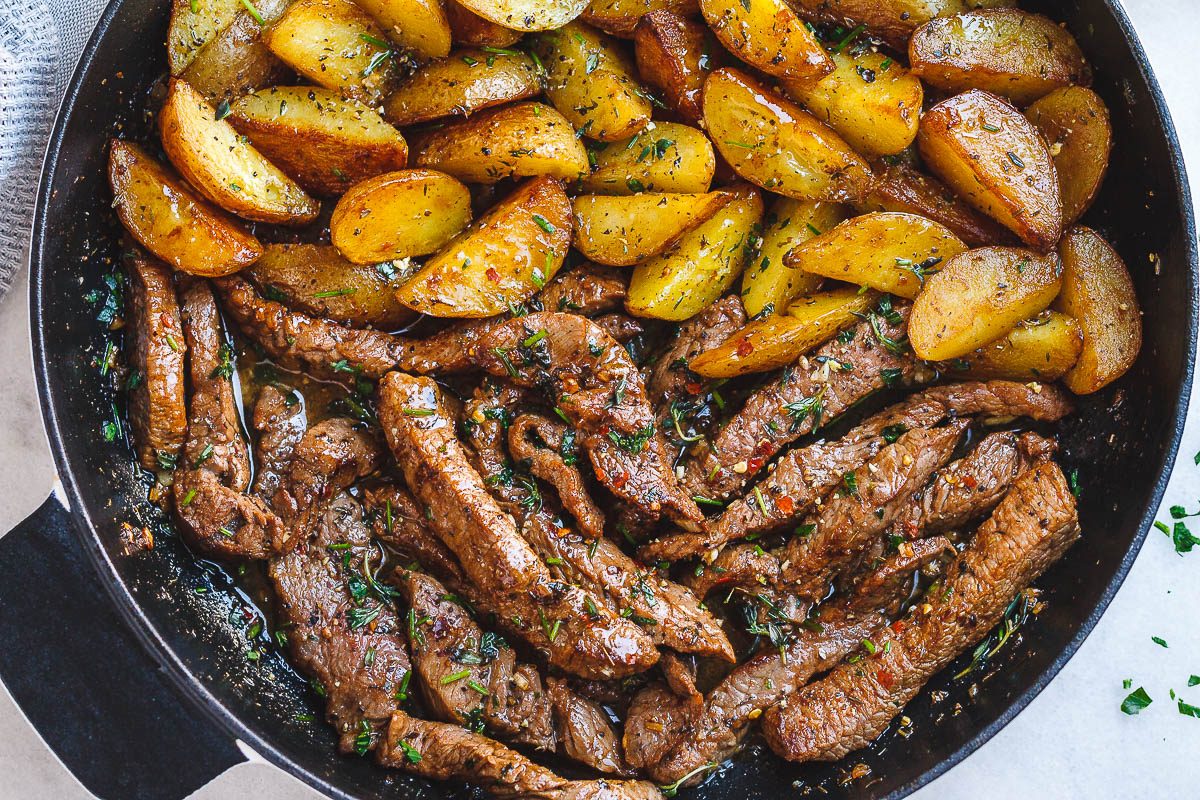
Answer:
top-left (531, 22), bottom-right (652, 142)
top-left (918, 89), bottom-right (1063, 251)
top-left (852, 162), bottom-right (1014, 247)
top-left (571, 190), bottom-right (733, 266)
top-left (789, 0), bottom-right (1000, 50)
top-left (167, 0), bottom-right (243, 75)
top-left (782, 49), bottom-right (923, 158)
top-left (354, 0), bottom-right (452, 60)
top-left (910, 9), bottom-right (1090, 106)
top-left (740, 197), bottom-right (847, 317)
top-left (228, 86), bottom-right (408, 197)
top-left (690, 287), bottom-right (876, 377)
top-left (942, 310), bottom-right (1082, 381)
top-left (909, 246), bottom-right (1062, 361)
top-left (246, 243), bottom-right (418, 329)
top-left (179, 0), bottom-right (291, 101)
top-left (444, 0), bottom-right (523, 46)
top-left (159, 79), bottom-right (319, 226)
top-left (785, 211), bottom-right (967, 299)
top-left (451, 0), bottom-right (590, 32)
top-left (582, 0), bottom-right (699, 37)
top-left (1053, 226), bottom-right (1141, 394)
top-left (580, 122), bottom-right (715, 194)
top-left (330, 170), bottom-right (473, 264)
top-left (397, 176), bottom-right (573, 317)
top-left (633, 11), bottom-right (718, 122)
top-left (412, 102), bottom-right (589, 183)
top-left (700, 0), bottom-right (831, 80)
top-left (109, 140), bottom-right (263, 277)
top-left (626, 185), bottom-right (762, 321)
top-left (1025, 86), bottom-right (1113, 227)
top-left (703, 68), bottom-right (873, 203)
top-left (264, 0), bottom-right (399, 106)
top-left (384, 48), bottom-right (544, 126)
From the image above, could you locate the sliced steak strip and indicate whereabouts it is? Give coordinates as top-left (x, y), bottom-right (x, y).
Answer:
top-left (539, 262), bottom-right (629, 315)
top-left (682, 303), bottom-right (917, 503)
top-left (475, 312), bottom-right (702, 529)
top-left (123, 251), bottom-right (187, 472)
top-left (762, 462), bottom-right (1080, 762)
top-left (364, 483), bottom-right (466, 585)
top-left (623, 683), bottom-right (694, 771)
top-left (173, 281), bottom-right (287, 559)
top-left (847, 536), bottom-right (956, 615)
top-left (547, 677), bottom-right (634, 777)
top-left (377, 712), bottom-right (663, 799)
top-left (648, 295), bottom-right (746, 419)
top-left (510, 413), bottom-right (606, 540)
top-left (379, 371), bottom-right (658, 679)
top-left (594, 312), bottom-right (646, 343)
top-left (250, 384), bottom-right (306, 502)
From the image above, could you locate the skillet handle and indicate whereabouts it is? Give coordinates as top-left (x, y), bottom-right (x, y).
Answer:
top-left (0, 493), bottom-right (245, 800)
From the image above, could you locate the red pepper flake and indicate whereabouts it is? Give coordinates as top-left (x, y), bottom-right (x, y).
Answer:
top-left (485, 267), bottom-right (500, 282)
top-left (876, 669), bottom-right (895, 690)
top-left (776, 495), bottom-right (794, 515)
top-left (747, 456), bottom-right (764, 473)
top-left (890, 620), bottom-right (905, 633)
top-left (611, 471), bottom-right (629, 490)
top-left (736, 338), bottom-right (754, 357)
top-left (961, 475), bottom-right (978, 489)
top-left (685, 381), bottom-right (703, 395)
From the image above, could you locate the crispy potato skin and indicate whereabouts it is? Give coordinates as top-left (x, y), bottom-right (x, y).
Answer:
top-left (397, 177), bottom-right (573, 317)
top-left (785, 211), bottom-right (967, 299)
top-left (789, 0), bottom-right (978, 49)
top-left (1026, 86), bottom-right (1113, 227)
top-left (179, 0), bottom-right (291, 101)
top-left (354, 0), bottom-right (452, 60)
top-left (330, 170), bottom-right (473, 264)
top-left (413, 102), bottom-right (589, 184)
top-left (910, 9), bottom-right (1090, 105)
top-left (703, 68), bottom-right (873, 203)
top-left (167, 0), bottom-right (243, 75)
top-left (740, 197), bottom-right (845, 317)
top-left (918, 89), bottom-right (1063, 251)
top-left (444, 0), bottom-right (523, 46)
top-left (909, 246), bottom-right (1063, 361)
top-left (699, 0), bottom-right (831, 80)
top-left (580, 122), bottom-right (715, 194)
top-left (384, 49), bottom-right (544, 127)
top-left (109, 140), bottom-right (263, 277)
top-left (571, 190), bottom-right (732, 266)
top-left (1053, 226), bottom-right (1141, 394)
top-left (246, 243), bottom-right (417, 329)
top-left (452, 0), bottom-right (591, 32)
top-left (582, 0), bottom-right (699, 37)
top-left (229, 86), bottom-right (408, 197)
top-left (946, 311), bottom-right (1082, 381)
top-left (633, 11), bottom-right (717, 122)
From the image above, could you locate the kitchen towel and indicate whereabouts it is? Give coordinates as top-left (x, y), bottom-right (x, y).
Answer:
top-left (0, 0), bottom-right (109, 300)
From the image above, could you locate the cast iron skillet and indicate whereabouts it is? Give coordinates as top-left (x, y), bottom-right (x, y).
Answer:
top-left (0, 0), bottom-right (1194, 797)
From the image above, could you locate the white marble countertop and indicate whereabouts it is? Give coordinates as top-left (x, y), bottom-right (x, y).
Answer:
top-left (1, 1), bottom-right (1198, 797)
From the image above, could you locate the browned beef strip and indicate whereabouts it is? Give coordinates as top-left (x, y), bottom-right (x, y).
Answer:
top-left (761, 462), bottom-right (1080, 762)
top-left (364, 484), bottom-right (467, 585)
top-left (847, 536), bottom-right (956, 616)
top-left (659, 651), bottom-right (702, 701)
top-left (539, 262), bottom-right (629, 315)
top-left (594, 313), bottom-right (646, 343)
top-left (648, 295), bottom-right (746, 417)
top-left (623, 683), bottom-right (694, 771)
top-left (173, 281), bottom-right (287, 559)
top-left (123, 251), bottom-right (187, 472)
top-left (378, 371), bottom-right (658, 679)
top-left (377, 712), bottom-right (663, 799)
top-left (250, 385), bottom-right (307, 502)
top-left (682, 304), bottom-right (917, 503)
top-left (475, 313), bottom-right (702, 529)
top-left (547, 677), bottom-right (634, 777)
top-left (687, 542), bottom-right (782, 600)
top-left (510, 413), bottom-right (607, 540)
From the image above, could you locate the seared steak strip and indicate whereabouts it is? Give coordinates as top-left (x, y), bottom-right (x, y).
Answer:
top-left (124, 251), bottom-right (187, 472)
top-left (761, 462), bottom-right (1080, 762)
top-left (250, 384), bottom-right (306, 502)
top-left (547, 677), bottom-right (635, 777)
top-left (364, 483), bottom-right (467, 585)
top-left (594, 312), bottom-right (646, 343)
top-left (539, 262), bottom-right (629, 315)
top-left (379, 371), bottom-right (658, 679)
top-left (510, 413), bottom-right (607, 540)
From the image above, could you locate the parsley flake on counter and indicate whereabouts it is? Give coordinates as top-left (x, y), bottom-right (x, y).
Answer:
top-left (1120, 686), bottom-right (1152, 715)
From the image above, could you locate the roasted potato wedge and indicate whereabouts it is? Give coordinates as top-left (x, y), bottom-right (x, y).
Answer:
top-left (354, 0), bottom-right (452, 60)
top-left (852, 162), bottom-right (1014, 247)
top-left (159, 79), bottom-right (319, 225)
top-left (228, 86), bottom-right (408, 197)
top-left (783, 49), bottom-right (923, 158)
top-left (384, 48), bottom-right (544, 126)
top-left (413, 102), bottom-right (589, 183)
top-left (330, 170), bottom-right (473, 264)
top-left (910, 9), bottom-right (1090, 105)
top-left (444, 0), bottom-right (523, 46)
top-left (626, 185), bottom-right (762, 320)
top-left (1025, 86), bottom-right (1113, 227)
top-left (572, 190), bottom-right (733, 266)
top-left (179, 0), bottom-right (291, 101)
top-left (582, 0), bottom-right (699, 37)
top-left (247, 243), bottom-right (418, 329)
top-left (633, 11), bottom-right (717, 122)
top-left (1053, 226), bottom-right (1141, 394)
top-left (785, 211), bottom-right (967, 299)
top-left (580, 122), bottom-right (715, 194)
top-left (700, 0), bottom-right (831, 80)
top-left (167, 0), bottom-right (243, 75)
top-left (451, 0), bottom-right (590, 32)
top-left (690, 287), bottom-right (876, 377)
top-left (909, 246), bottom-right (1062, 361)
top-left (943, 311), bottom-right (1082, 381)
top-left (788, 0), bottom-right (1008, 50)
top-left (740, 197), bottom-right (847, 317)
top-left (264, 0), bottom-right (399, 106)
top-left (531, 22), bottom-right (652, 142)
top-left (397, 176), bottom-right (573, 317)
top-left (109, 140), bottom-right (263, 277)
top-left (919, 89), bottom-right (1063, 251)
top-left (703, 68), bottom-right (873, 203)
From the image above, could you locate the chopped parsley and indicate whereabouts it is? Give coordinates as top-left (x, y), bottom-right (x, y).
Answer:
top-left (1121, 686), bottom-right (1152, 715)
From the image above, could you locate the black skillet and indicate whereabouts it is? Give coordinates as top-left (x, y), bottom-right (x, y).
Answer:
top-left (0, 0), bottom-right (1195, 797)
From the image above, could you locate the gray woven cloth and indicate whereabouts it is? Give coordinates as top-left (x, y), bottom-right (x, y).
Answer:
top-left (0, 0), bottom-right (109, 299)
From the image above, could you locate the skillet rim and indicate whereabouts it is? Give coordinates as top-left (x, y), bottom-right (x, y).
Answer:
top-left (25, 0), bottom-right (1198, 798)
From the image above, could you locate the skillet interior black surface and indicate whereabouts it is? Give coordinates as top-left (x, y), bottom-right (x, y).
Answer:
top-left (16, 0), bottom-right (1197, 797)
